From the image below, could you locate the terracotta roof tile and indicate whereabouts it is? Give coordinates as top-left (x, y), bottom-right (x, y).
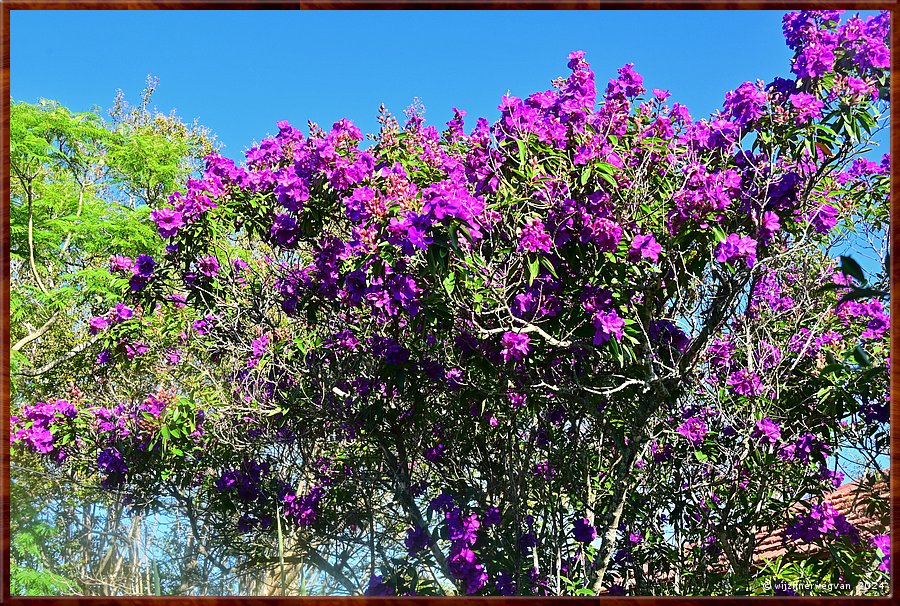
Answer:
top-left (752, 473), bottom-right (890, 565)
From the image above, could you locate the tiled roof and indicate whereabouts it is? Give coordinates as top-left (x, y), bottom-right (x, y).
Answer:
top-left (752, 474), bottom-right (890, 564)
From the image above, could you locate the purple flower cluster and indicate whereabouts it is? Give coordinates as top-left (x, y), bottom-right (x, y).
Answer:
top-left (215, 459), bottom-right (270, 503)
top-left (676, 417), bottom-right (707, 446)
top-left (517, 217), bottom-right (553, 254)
top-left (247, 333), bottom-right (270, 368)
top-left (572, 518), bottom-right (597, 544)
top-left (283, 485), bottom-right (325, 527)
top-left (10, 399), bottom-right (77, 455)
top-left (98, 447), bottom-right (128, 488)
top-left (150, 207), bottom-right (185, 239)
top-left (500, 331), bottom-right (531, 362)
top-left (783, 502), bottom-right (859, 544)
top-left (726, 369), bottom-right (764, 397)
top-left (628, 233), bottom-right (662, 263)
top-left (716, 233), bottom-right (757, 268)
top-left (404, 526), bottom-right (432, 556)
top-left (837, 299), bottom-right (889, 340)
top-left (872, 534), bottom-right (890, 572)
top-left (751, 418), bottom-right (782, 445)
top-left (364, 574), bottom-right (395, 596)
top-left (723, 82), bottom-right (767, 127)
top-left (780, 433), bottom-right (831, 464)
top-left (581, 286), bottom-right (624, 346)
top-left (445, 508), bottom-right (488, 594)
top-left (784, 11), bottom-right (889, 80)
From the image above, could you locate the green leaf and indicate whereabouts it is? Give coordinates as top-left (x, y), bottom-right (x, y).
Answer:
top-left (839, 286), bottom-right (888, 303)
top-left (850, 345), bottom-right (872, 368)
top-left (527, 257), bottom-right (540, 285)
top-left (580, 166), bottom-right (592, 186)
top-left (442, 271), bottom-right (456, 295)
top-left (839, 255), bottom-right (867, 285)
top-left (516, 140), bottom-right (526, 166)
top-left (711, 225), bottom-right (726, 243)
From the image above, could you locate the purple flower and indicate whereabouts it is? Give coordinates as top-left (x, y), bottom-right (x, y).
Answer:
top-left (150, 207), bottom-right (185, 239)
top-left (780, 433), bottom-right (831, 464)
top-left (818, 465), bottom-right (844, 488)
top-left (129, 274), bottom-right (148, 292)
top-left (784, 502), bottom-right (858, 543)
top-left (423, 442), bottom-right (446, 463)
top-left (629, 531), bottom-right (643, 544)
top-left (758, 210), bottom-right (781, 244)
top-left (794, 41), bottom-right (836, 79)
top-left (616, 63), bottom-right (645, 97)
top-left (134, 254), bottom-right (155, 278)
top-left (404, 526), bottom-right (432, 556)
top-left (573, 518), bottom-right (597, 543)
top-left (429, 491), bottom-right (454, 513)
top-left (247, 334), bottom-right (270, 368)
top-left (88, 316), bottom-right (109, 335)
top-left (483, 506), bottom-right (501, 527)
top-left (123, 341), bottom-right (149, 360)
top-left (872, 534), bottom-right (890, 572)
top-left (193, 315), bottom-right (216, 336)
top-left (500, 332), bottom-right (531, 362)
top-left (109, 255), bottom-right (134, 274)
top-left (98, 446), bottom-right (128, 474)
top-left (197, 255), bottom-right (220, 277)
top-left (727, 368), bottom-right (764, 396)
top-left (707, 337), bottom-right (735, 368)
top-left (723, 81), bottom-right (768, 127)
top-left (96, 350), bottom-right (110, 365)
top-left (447, 508), bottom-right (480, 544)
top-left (270, 213), bottom-right (300, 248)
top-left (752, 418), bottom-right (782, 445)
top-left (517, 217), bottom-right (553, 253)
top-left (495, 571), bottom-right (517, 596)
top-left (808, 204), bottom-right (838, 234)
top-left (592, 309), bottom-right (625, 345)
top-left (10, 400), bottom-right (76, 455)
top-left (716, 233), bottom-right (757, 268)
top-left (448, 543), bottom-right (488, 594)
top-left (789, 92), bottom-right (824, 124)
top-left (283, 485), bottom-right (324, 526)
top-left (677, 417), bottom-right (707, 446)
top-left (628, 233), bottom-right (662, 263)
top-left (364, 575), bottom-right (394, 596)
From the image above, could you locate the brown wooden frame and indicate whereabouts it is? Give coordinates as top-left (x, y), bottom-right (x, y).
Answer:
top-left (1, 1), bottom-right (896, 602)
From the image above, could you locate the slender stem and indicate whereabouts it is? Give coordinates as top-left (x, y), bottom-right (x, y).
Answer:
top-left (276, 503), bottom-right (287, 596)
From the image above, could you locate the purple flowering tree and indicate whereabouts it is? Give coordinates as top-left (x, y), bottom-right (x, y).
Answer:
top-left (11, 11), bottom-right (890, 595)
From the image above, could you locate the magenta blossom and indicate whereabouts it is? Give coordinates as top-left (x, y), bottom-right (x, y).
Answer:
top-left (517, 217), bottom-right (553, 253)
top-left (752, 418), bottom-right (782, 445)
top-left (500, 331), bottom-right (531, 362)
top-left (677, 417), bottom-right (707, 446)
top-left (150, 207), bottom-right (185, 238)
top-left (628, 233), bottom-right (662, 263)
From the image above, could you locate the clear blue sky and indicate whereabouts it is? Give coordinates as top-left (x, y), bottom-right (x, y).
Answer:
top-left (11, 10), bottom-right (824, 160)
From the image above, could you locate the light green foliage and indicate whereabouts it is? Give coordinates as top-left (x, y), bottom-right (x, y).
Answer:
top-left (10, 83), bottom-right (217, 595)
